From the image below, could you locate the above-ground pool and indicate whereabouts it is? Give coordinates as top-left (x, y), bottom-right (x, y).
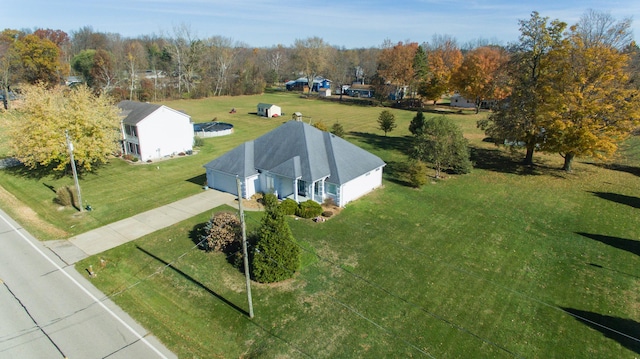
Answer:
top-left (193, 122), bottom-right (234, 138)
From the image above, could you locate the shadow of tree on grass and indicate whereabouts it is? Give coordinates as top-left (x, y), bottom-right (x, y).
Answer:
top-left (136, 245), bottom-right (249, 317)
top-left (348, 131), bottom-right (413, 155)
top-left (381, 160), bottom-right (414, 187)
top-left (577, 232), bottom-right (640, 258)
top-left (589, 191), bottom-right (640, 209)
top-left (562, 307), bottom-right (640, 354)
top-left (587, 162), bottom-right (640, 178)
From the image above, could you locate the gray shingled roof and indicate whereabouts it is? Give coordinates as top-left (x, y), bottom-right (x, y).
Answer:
top-left (204, 120), bottom-right (385, 185)
top-left (118, 100), bottom-right (162, 125)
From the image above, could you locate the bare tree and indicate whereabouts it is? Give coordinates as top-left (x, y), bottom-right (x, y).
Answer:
top-left (292, 37), bottom-right (330, 93)
top-left (264, 44), bottom-right (288, 85)
top-left (325, 47), bottom-right (357, 99)
top-left (167, 24), bottom-right (203, 95)
top-left (575, 9), bottom-right (633, 50)
top-left (205, 36), bottom-right (238, 96)
top-left (124, 40), bottom-right (146, 100)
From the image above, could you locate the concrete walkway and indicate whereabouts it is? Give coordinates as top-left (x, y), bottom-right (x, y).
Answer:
top-left (45, 189), bottom-right (238, 265)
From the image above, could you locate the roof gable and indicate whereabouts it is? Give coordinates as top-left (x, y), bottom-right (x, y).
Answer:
top-left (118, 100), bottom-right (190, 125)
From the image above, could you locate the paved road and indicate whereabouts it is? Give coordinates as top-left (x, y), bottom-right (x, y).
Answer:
top-left (0, 209), bottom-right (177, 359)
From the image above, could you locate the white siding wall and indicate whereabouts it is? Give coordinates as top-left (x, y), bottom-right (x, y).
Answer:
top-left (136, 107), bottom-right (193, 161)
top-left (338, 166), bottom-right (384, 206)
top-left (245, 174), bottom-right (260, 199)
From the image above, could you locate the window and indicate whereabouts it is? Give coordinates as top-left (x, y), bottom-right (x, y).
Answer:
top-left (326, 183), bottom-right (337, 195)
top-left (125, 124), bottom-right (138, 137)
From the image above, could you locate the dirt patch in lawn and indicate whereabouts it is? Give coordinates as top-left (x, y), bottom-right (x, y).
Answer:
top-left (0, 185), bottom-right (69, 238)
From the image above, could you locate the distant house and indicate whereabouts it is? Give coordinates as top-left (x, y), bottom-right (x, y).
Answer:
top-left (257, 103), bottom-right (281, 117)
top-left (450, 94), bottom-right (495, 110)
top-left (285, 76), bottom-right (331, 92)
top-left (345, 84), bottom-right (374, 98)
top-left (203, 120), bottom-right (386, 207)
top-left (118, 100), bottom-right (193, 161)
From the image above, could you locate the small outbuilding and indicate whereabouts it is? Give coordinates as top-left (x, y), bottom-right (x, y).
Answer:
top-left (257, 103), bottom-right (281, 118)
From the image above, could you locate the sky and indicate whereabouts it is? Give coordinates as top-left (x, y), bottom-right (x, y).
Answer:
top-left (2, 0), bottom-right (639, 48)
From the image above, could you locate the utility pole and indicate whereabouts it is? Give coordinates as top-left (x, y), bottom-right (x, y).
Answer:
top-left (236, 177), bottom-right (254, 318)
top-left (65, 131), bottom-right (83, 212)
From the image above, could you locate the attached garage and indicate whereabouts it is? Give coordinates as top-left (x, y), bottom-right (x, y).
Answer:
top-left (205, 169), bottom-right (238, 196)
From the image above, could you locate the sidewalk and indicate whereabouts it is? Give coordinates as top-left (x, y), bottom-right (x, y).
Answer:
top-left (44, 189), bottom-right (238, 265)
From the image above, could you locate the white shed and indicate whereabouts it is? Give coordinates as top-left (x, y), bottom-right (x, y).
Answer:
top-left (257, 103), bottom-right (282, 117)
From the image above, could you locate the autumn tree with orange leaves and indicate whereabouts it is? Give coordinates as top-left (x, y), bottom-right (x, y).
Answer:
top-left (451, 46), bottom-right (510, 113)
top-left (376, 41), bottom-right (418, 100)
top-left (419, 36), bottom-right (462, 105)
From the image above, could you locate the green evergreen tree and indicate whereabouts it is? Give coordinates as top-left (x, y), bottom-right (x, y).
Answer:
top-left (330, 121), bottom-right (345, 137)
top-left (409, 110), bottom-right (427, 136)
top-left (377, 109), bottom-right (397, 136)
top-left (251, 194), bottom-right (300, 283)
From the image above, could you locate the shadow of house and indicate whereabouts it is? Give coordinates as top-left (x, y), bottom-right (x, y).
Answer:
top-left (136, 245), bottom-right (249, 317)
top-left (186, 173), bottom-right (208, 187)
top-left (589, 191), bottom-right (640, 209)
top-left (562, 307), bottom-right (640, 354)
top-left (577, 232), bottom-right (640, 258)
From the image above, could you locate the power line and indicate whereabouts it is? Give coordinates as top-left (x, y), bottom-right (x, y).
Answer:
top-left (247, 213), bottom-right (640, 354)
top-left (243, 241), bottom-right (437, 358)
top-left (327, 294), bottom-right (437, 358)
top-left (290, 236), bottom-right (524, 358)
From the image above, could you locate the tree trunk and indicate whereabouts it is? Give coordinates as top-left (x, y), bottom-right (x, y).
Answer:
top-left (562, 152), bottom-right (575, 172)
top-left (523, 145), bottom-right (535, 166)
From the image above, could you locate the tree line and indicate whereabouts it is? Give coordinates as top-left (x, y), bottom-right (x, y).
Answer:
top-left (2, 9), bottom-right (639, 173)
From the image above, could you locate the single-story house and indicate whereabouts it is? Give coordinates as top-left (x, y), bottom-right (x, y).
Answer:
top-left (257, 103), bottom-right (282, 117)
top-left (450, 94), bottom-right (495, 109)
top-left (345, 84), bottom-right (374, 98)
top-left (203, 120), bottom-right (386, 207)
top-left (118, 100), bottom-right (193, 161)
top-left (285, 76), bottom-right (331, 92)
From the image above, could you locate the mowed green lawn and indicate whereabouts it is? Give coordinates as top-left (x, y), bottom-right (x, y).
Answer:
top-left (0, 92), bottom-right (420, 238)
top-left (62, 94), bottom-right (638, 357)
top-left (1, 92), bottom-right (639, 356)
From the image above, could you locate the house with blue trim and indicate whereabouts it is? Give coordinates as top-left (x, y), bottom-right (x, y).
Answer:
top-left (204, 120), bottom-right (385, 207)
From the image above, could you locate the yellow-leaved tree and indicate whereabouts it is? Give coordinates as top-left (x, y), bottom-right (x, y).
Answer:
top-left (541, 29), bottom-right (640, 172)
top-left (9, 83), bottom-right (120, 175)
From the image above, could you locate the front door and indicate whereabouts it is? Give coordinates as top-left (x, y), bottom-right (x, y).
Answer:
top-left (297, 180), bottom-right (306, 196)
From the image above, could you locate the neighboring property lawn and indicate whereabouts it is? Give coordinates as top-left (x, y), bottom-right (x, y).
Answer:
top-left (67, 94), bottom-right (640, 357)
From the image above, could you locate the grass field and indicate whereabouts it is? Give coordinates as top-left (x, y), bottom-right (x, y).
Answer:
top-left (2, 92), bottom-right (640, 357)
top-left (0, 92), bottom-right (426, 238)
